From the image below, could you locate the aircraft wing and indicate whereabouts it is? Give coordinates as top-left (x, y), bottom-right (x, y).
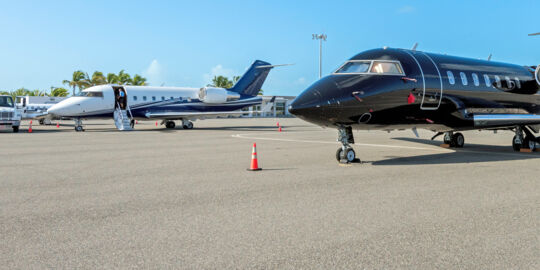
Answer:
top-left (145, 96), bottom-right (276, 120)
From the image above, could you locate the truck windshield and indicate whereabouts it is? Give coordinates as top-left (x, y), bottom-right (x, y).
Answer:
top-left (0, 96), bottom-right (14, 107)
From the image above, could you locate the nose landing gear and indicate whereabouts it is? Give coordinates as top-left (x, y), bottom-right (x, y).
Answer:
top-left (74, 118), bottom-right (84, 132)
top-left (512, 126), bottom-right (537, 151)
top-left (336, 126), bottom-right (360, 164)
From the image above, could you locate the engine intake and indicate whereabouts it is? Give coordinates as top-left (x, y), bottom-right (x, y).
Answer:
top-left (536, 65), bottom-right (540, 86)
top-left (198, 87), bottom-right (240, 103)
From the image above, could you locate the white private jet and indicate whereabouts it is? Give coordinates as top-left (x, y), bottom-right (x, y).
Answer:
top-left (48, 60), bottom-right (282, 131)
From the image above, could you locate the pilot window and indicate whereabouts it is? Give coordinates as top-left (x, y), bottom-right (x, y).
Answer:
top-left (133, 96), bottom-right (138, 101)
top-left (143, 96), bottom-right (147, 101)
top-left (472, 73), bottom-right (480, 86)
top-left (78, 91), bottom-right (103, 97)
top-left (460, 72), bottom-right (468, 86)
top-left (447, 71), bottom-right (455, 85)
top-left (515, 77), bottom-right (521, 88)
top-left (152, 96), bottom-right (156, 101)
top-left (483, 74), bottom-right (491, 87)
top-left (494, 75), bottom-right (502, 88)
top-left (370, 61), bottom-right (403, 75)
top-left (335, 61), bottom-right (371, 74)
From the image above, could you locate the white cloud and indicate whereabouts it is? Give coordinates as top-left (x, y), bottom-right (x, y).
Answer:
top-left (294, 77), bottom-right (307, 85)
top-left (143, 59), bottom-right (163, 85)
top-left (397, 6), bottom-right (415, 14)
top-left (203, 64), bottom-right (237, 84)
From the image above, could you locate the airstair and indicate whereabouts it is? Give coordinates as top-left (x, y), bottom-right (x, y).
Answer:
top-left (114, 103), bottom-right (134, 131)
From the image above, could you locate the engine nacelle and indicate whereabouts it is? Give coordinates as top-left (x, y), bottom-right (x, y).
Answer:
top-left (198, 87), bottom-right (240, 103)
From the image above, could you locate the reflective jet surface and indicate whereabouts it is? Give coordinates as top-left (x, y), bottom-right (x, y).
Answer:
top-left (48, 60), bottom-right (278, 131)
top-left (289, 47), bottom-right (540, 163)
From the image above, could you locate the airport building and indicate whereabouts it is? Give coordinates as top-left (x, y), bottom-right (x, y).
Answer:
top-left (243, 95), bottom-right (296, 117)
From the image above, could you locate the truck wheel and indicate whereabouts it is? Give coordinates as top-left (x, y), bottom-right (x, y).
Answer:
top-left (12, 126), bottom-right (19, 133)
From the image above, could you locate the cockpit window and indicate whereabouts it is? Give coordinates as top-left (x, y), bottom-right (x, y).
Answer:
top-left (335, 61), bottom-right (371, 74)
top-left (77, 91), bottom-right (103, 97)
top-left (370, 61), bottom-right (403, 75)
top-left (0, 96), bottom-right (14, 107)
top-left (334, 60), bottom-right (404, 75)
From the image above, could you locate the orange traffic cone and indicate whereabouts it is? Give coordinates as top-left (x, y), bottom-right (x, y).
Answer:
top-left (155, 121), bottom-right (158, 126)
top-left (278, 125), bottom-right (282, 132)
top-left (28, 121), bottom-right (33, 133)
top-left (135, 120), bottom-right (138, 124)
top-left (277, 121), bottom-right (279, 127)
top-left (56, 122), bottom-right (60, 128)
top-left (247, 143), bottom-right (262, 171)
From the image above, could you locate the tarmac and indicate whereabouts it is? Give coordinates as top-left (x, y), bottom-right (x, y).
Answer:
top-left (1, 118), bottom-right (540, 269)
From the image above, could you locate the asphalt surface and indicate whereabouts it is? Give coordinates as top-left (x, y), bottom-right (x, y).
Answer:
top-left (1, 118), bottom-right (540, 269)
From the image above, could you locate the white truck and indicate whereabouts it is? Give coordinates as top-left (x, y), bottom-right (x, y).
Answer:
top-left (0, 95), bottom-right (21, 132)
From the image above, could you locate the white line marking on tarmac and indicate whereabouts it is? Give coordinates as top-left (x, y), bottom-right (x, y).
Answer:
top-left (232, 133), bottom-right (540, 158)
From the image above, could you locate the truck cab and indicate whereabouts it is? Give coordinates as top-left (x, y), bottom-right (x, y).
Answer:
top-left (0, 95), bottom-right (22, 132)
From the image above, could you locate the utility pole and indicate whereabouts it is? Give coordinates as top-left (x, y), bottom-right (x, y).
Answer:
top-left (312, 34), bottom-right (327, 79)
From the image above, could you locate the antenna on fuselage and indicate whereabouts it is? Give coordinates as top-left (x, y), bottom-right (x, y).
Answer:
top-left (487, 54), bottom-right (492, 61)
top-left (411, 42), bottom-right (418, 51)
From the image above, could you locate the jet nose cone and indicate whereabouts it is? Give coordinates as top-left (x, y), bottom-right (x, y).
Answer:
top-left (48, 103), bottom-right (65, 116)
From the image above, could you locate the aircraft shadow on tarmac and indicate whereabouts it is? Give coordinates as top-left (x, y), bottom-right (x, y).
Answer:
top-left (370, 137), bottom-right (540, 166)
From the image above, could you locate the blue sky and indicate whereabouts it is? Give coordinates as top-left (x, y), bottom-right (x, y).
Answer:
top-left (0, 0), bottom-right (539, 96)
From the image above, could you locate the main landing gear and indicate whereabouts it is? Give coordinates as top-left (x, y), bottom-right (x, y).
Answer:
top-left (74, 118), bottom-right (84, 132)
top-left (443, 131), bottom-right (465, 148)
top-left (164, 120), bottom-right (194, 129)
top-left (512, 126), bottom-right (538, 151)
top-left (336, 126), bottom-right (359, 164)
top-left (182, 120), bottom-right (194, 129)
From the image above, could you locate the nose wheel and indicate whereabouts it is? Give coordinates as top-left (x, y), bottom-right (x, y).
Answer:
top-left (336, 126), bottom-right (360, 164)
top-left (74, 118), bottom-right (84, 132)
top-left (513, 126), bottom-right (537, 151)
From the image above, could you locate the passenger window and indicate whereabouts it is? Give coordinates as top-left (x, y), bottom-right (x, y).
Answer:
top-left (143, 96), bottom-right (147, 101)
top-left (483, 74), bottom-right (491, 87)
top-left (161, 96), bottom-right (165, 101)
top-left (472, 73), bottom-right (479, 86)
top-left (514, 77), bottom-right (521, 88)
top-left (369, 61), bottom-right (403, 75)
top-left (447, 71), bottom-right (455, 85)
top-left (494, 76), bottom-right (502, 88)
top-left (460, 72), bottom-right (468, 86)
top-left (133, 96), bottom-right (137, 101)
top-left (152, 96), bottom-right (156, 101)
top-left (170, 97), bottom-right (174, 100)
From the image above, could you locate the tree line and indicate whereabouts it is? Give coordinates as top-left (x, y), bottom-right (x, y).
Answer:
top-left (0, 70), bottom-right (148, 99)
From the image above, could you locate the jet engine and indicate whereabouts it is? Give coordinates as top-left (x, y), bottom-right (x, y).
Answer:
top-left (198, 87), bottom-right (240, 103)
top-left (536, 65), bottom-right (540, 86)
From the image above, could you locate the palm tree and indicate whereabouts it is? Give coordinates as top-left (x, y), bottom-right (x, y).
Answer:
top-left (50, 87), bottom-right (69, 97)
top-left (106, 73), bottom-right (119, 84)
top-left (90, 71), bottom-right (107, 86)
top-left (210, 75), bottom-right (234, 88)
top-left (117, 70), bottom-right (132, 85)
top-left (132, 74), bottom-right (147, 86)
top-left (29, 89), bottom-right (46, 96)
top-left (63, 70), bottom-right (89, 95)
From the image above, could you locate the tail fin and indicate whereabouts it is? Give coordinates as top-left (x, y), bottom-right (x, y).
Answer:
top-left (228, 60), bottom-right (273, 96)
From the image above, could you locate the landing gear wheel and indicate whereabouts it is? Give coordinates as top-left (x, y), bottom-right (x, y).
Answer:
top-left (452, 132), bottom-right (465, 148)
top-left (165, 121), bottom-right (175, 129)
top-left (39, 119), bottom-right (44, 125)
top-left (523, 136), bottom-right (537, 151)
top-left (512, 135), bottom-right (523, 152)
top-left (336, 147), bottom-right (357, 163)
top-left (183, 121), bottom-right (193, 129)
top-left (12, 126), bottom-right (19, 133)
top-left (443, 132), bottom-right (452, 145)
top-left (75, 126), bottom-right (84, 132)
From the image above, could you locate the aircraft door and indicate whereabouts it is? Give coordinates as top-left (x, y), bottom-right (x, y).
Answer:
top-left (113, 86), bottom-right (127, 110)
top-left (408, 51), bottom-right (443, 110)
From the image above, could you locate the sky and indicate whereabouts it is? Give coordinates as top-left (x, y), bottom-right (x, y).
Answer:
top-left (0, 0), bottom-right (539, 96)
